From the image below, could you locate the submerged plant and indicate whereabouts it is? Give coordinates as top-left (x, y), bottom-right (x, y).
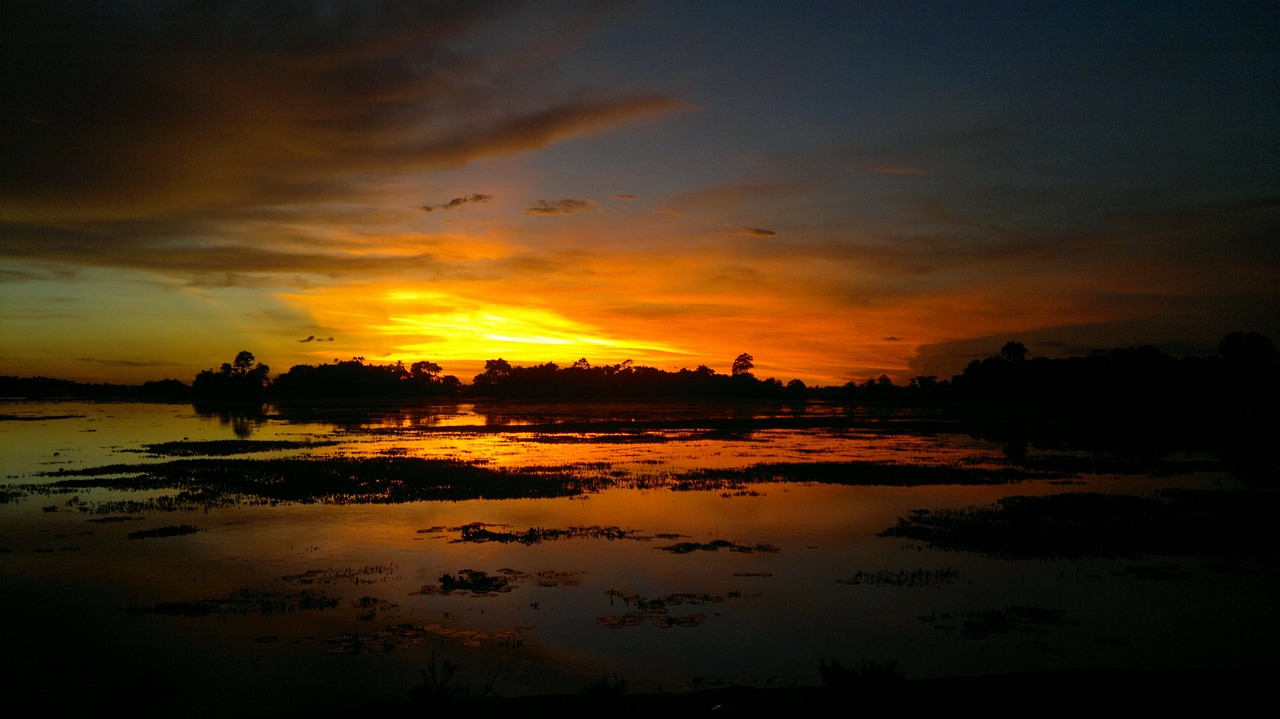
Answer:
top-left (818, 658), bottom-right (905, 689)
top-left (583, 674), bottom-right (627, 696)
top-left (407, 652), bottom-right (496, 706)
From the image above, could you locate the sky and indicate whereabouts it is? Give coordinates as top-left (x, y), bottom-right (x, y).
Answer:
top-left (2, 1), bottom-right (1277, 386)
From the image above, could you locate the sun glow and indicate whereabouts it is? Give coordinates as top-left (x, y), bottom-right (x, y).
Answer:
top-left (282, 285), bottom-right (691, 369)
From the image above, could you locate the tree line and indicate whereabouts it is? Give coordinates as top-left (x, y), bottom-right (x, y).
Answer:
top-left (3, 333), bottom-right (1275, 412)
top-left (186, 352), bottom-right (800, 401)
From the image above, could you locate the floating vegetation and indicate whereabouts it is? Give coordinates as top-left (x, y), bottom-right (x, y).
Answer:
top-left (598, 589), bottom-right (736, 629)
top-left (836, 568), bottom-right (959, 587)
top-left (130, 439), bottom-right (337, 457)
top-left (411, 567), bottom-right (586, 597)
top-left (85, 516), bottom-right (144, 524)
top-left (354, 595), bottom-right (399, 622)
top-left (818, 658), bottom-right (905, 689)
top-left (413, 569), bottom-right (526, 597)
top-left (280, 564), bottom-right (397, 585)
top-left (534, 570), bottom-right (586, 587)
top-left (36, 457), bottom-right (599, 512)
top-left (12, 453), bottom-right (1087, 512)
top-left (328, 624), bottom-right (530, 655)
top-left (657, 539), bottom-right (780, 554)
top-left (127, 524), bottom-right (200, 540)
top-left (1009, 453), bottom-right (1221, 477)
top-left (676, 460), bottom-right (1058, 492)
top-left (131, 589), bottom-right (339, 617)
top-left (582, 674), bottom-right (628, 696)
top-left (949, 606), bottom-right (1077, 640)
top-left (437, 522), bottom-right (670, 545)
top-left (880, 489), bottom-right (1280, 560)
top-left (733, 572), bottom-right (774, 577)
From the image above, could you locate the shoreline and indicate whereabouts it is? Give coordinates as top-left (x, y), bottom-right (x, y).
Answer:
top-left (272, 667), bottom-right (1274, 717)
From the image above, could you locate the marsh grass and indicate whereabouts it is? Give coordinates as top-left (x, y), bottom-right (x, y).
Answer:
top-left (880, 489), bottom-right (1280, 559)
top-left (130, 589), bottom-right (339, 617)
top-left (15, 453), bottom-right (1079, 513)
top-left (131, 439), bottom-right (337, 456)
top-left (445, 522), bottom-right (652, 545)
top-left (656, 539), bottom-right (780, 554)
top-left (35, 457), bottom-right (597, 511)
top-left (126, 524), bottom-right (199, 540)
top-left (407, 652), bottom-right (498, 707)
top-left (836, 567), bottom-right (960, 587)
top-left (818, 658), bottom-right (905, 689)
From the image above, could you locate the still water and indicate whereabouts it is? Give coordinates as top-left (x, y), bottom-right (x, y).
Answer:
top-left (0, 400), bottom-right (1273, 716)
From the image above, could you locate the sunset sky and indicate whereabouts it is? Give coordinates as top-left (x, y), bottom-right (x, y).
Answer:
top-left (2, 1), bottom-right (1277, 386)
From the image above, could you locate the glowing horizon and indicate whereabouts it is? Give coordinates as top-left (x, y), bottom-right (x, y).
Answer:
top-left (2, 3), bottom-right (1276, 387)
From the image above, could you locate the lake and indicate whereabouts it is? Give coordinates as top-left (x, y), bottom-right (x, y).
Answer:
top-left (1, 399), bottom-right (1274, 716)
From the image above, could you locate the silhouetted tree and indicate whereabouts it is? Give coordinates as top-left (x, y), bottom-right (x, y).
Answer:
top-left (1219, 331), bottom-right (1279, 373)
top-left (732, 353), bottom-right (755, 377)
top-left (193, 350), bottom-right (270, 401)
top-left (1000, 341), bottom-right (1029, 362)
top-left (409, 360), bottom-right (441, 378)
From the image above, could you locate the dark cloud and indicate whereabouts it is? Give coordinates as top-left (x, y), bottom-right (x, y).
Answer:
top-left (725, 227), bottom-right (778, 238)
top-left (298, 335), bottom-right (334, 343)
top-left (613, 194), bottom-right (637, 200)
top-left (0, 2), bottom-right (686, 223)
top-left (883, 336), bottom-right (903, 342)
top-left (74, 357), bottom-right (184, 368)
top-left (524, 198), bottom-right (598, 216)
top-left (0, 219), bottom-right (448, 277)
top-left (420, 194), bottom-right (493, 212)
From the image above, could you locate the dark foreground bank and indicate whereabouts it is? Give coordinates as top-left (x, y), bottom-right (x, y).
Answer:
top-left (271, 668), bottom-right (1271, 718)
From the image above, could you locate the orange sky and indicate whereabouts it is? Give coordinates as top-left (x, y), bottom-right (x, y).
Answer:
top-left (2, 2), bottom-right (1277, 386)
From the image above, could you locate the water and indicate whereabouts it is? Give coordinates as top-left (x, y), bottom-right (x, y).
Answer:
top-left (0, 399), bottom-right (1273, 716)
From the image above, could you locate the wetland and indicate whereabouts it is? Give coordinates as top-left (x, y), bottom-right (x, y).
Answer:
top-left (1, 398), bottom-right (1276, 716)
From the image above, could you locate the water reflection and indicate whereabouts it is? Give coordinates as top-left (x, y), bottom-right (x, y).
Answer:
top-left (193, 402), bottom-right (267, 438)
top-left (0, 398), bottom-right (1272, 718)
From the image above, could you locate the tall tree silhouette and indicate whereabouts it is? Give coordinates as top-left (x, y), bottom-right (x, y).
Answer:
top-left (193, 350), bottom-right (270, 400)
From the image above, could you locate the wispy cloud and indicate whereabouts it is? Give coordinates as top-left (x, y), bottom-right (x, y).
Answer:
top-left (525, 198), bottom-right (598, 216)
top-left (724, 226), bottom-right (777, 238)
top-left (867, 167), bottom-right (926, 175)
top-left (420, 194), bottom-right (493, 212)
top-left (0, 3), bottom-right (687, 223)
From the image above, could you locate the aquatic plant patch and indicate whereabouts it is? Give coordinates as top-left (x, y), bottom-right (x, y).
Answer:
top-left (431, 522), bottom-right (680, 545)
top-left (880, 489), bottom-right (1279, 560)
top-left (280, 564), bottom-right (398, 585)
top-left (413, 568), bottom-right (527, 597)
top-left (127, 524), bottom-right (200, 540)
top-left (676, 460), bottom-right (1055, 492)
top-left (598, 589), bottom-right (740, 629)
top-left (34, 457), bottom-right (598, 511)
top-left (131, 439), bottom-right (337, 456)
top-left (656, 539), bottom-right (780, 554)
top-left (835, 568), bottom-right (960, 587)
top-left (451, 522), bottom-right (640, 544)
top-left (327, 624), bottom-right (531, 655)
top-left (923, 606), bottom-right (1077, 640)
top-left (129, 589), bottom-right (339, 617)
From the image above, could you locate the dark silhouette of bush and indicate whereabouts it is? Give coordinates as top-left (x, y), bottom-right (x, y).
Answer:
top-left (191, 351), bottom-right (270, 401)
top-left (272, 358), bottom-right (460, 399)
top-left (466, 354), bottom-right (792, 400)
